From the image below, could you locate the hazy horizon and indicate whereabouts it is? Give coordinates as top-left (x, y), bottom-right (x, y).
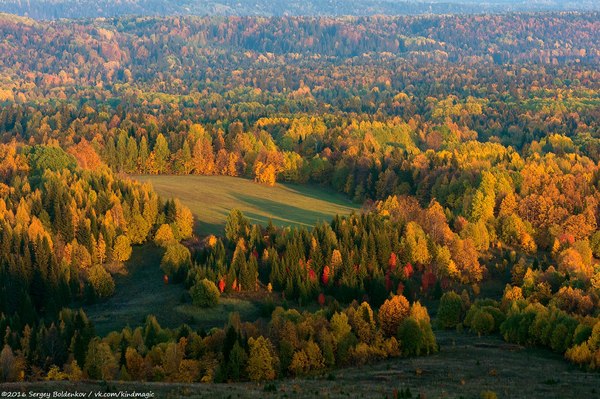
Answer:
top-left (0, 0), bottom-right (598, 20)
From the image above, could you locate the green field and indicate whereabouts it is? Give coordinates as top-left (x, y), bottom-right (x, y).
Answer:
top-left (132, 175), bottom-right (359, 235)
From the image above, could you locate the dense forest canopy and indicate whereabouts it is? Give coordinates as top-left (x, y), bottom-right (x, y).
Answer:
top-left (0, 11), bottom-right (599, 389)
top-left (0, 0), bottom-right (598, 20)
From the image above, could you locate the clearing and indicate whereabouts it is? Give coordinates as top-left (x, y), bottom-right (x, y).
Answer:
top-left (83, 245), bottom-right (264, 336)
top-left (132, 175), bottom-right (359, 235)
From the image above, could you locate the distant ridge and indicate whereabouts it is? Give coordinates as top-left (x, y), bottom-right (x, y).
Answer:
top-left (0, 0), bottom-right (597, 20)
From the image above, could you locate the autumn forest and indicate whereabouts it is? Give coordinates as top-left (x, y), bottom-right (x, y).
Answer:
top-left (0, 8), bottom-right (599, 398)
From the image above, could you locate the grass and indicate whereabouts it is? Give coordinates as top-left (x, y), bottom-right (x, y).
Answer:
top-left (132, 175), bottom-right (359, 236)
top-left (84, 245), bottom-right (261, 336)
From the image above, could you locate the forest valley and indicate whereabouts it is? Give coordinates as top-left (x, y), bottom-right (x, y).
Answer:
top-left (0, 12), bottom-right (599, 385)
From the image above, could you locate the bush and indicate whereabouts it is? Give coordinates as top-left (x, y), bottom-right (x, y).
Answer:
top-left (481, 391), bottom-right (498, 399)
top-left (191, 278), bottom-right (220, 308)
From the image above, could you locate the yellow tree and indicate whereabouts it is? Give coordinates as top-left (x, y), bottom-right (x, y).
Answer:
top-left (246, 336), bottom-right (277, 381)
top-left (378, 295), bottom-right (410, 337)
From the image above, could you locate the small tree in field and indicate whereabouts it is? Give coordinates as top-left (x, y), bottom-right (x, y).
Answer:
top-left (191, 279), bottom-right (220, 308)
top-left (87, 265), bottom-right (115, 298)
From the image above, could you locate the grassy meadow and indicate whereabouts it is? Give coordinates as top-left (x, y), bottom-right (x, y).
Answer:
top-left (84, 245), bottom-right (263, 336)
top-left (132, 175), bottom-right (360, 235)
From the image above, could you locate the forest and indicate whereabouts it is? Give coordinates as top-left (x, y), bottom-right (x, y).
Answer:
top-left (0, 11), bottom-right (599, 396)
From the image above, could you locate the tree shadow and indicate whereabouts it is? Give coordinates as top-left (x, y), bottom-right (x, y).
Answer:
top-left (230, 192), bottom-right (339, 228)
top-left (277, 181), bottom-right (358, 208)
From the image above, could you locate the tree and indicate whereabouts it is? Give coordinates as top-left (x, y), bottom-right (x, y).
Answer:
top-left (330, 312), bottom-right (352, 343)
top-left (378, 295), bottom-right (410, 337)
top-left (558, 248), bottom-right (594, 281)
top-left (225, 209), bottom-right (249, 243)
top-left (127, 214), bottom-right (151, 244)
top-left (403, 222), bottom-right (431, 265)
top-left (437, 291), bottom-right (463, 329)
top-left (160, 243), bottom-right (191, 280)
top-left (153, 133), bottom-right (170, 173)
top-left (227, 342), bottom-right (248, 381)
top-left (470, 310), bottom-right (495, 336)
top-left (397, 317), bottom-right (424, 356)
top-left (247, 336), bottom-right (278, 381)
top-left (154, 224), bottom-right (176, 246)
top-left (84, 338), bottom-right (117, 380)
top-left (113, 235), bottom-right (132, 262)
top-left (125, 348), bottom-right (146, 381)
top-left (191, 279), bottom-right (220, 308)
top-left (0, 345), bottom-right (19, 382)
top-left (192, 134), bottom-right (215, 175)
top-left (173, 200), bottom-right (194, 239)
top-left (87, 265), bottom-right (115, 298)
top-left (254, 161), bottom-right (277, 186)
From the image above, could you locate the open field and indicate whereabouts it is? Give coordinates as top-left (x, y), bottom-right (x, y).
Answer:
top-left (84, 245), bottom-right (263, 336)
top-left (8, 331), bottom-right (599, 398)
top-left (132, 175), bottom-right (359, 235)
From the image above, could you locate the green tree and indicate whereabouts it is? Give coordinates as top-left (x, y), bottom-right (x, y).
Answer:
top-left (191, 278), bottom-right (220, 308)
top-left (437, 291), bottom-right (464, 329)
top-left (225, 209), bottom-right (249, 244)
top-left (160, 243), bottom-right (191, 281)
top-left (397, 317), bottom-right (424, 356)
top-left (153, 133), bottom-right (170, 173)
top-left (471, 310), bottom-right (495, 336)
top-left (84, 338), bottom-right (117, 380)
